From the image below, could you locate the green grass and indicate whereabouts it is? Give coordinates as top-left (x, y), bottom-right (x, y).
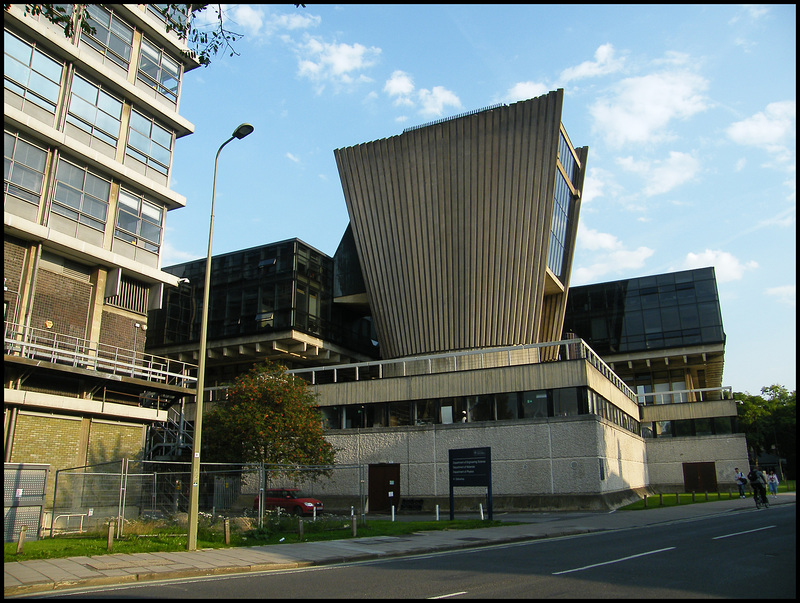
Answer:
top-left (7, 480), bottom-right (794, 562)
top-left (4, 515), bottom-right (509, 563)
top-left (619, 479), bottom-right (795, 511)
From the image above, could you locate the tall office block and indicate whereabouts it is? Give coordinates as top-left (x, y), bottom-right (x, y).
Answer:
top-left (4, 5), bottom-right (198, 509)
top-left (334, 90), bottom-right (587, 359)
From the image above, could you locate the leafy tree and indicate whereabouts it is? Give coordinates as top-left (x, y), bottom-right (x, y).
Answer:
top-left (736, 384), bottom-right (796, 479)
top-left (202, 361), bottom-right (337, 482)
top-left (4, 4), bottom-right (306, 66)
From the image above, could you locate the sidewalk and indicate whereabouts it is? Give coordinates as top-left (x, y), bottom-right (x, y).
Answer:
top-left (5, 492), bottom-right (795, 597)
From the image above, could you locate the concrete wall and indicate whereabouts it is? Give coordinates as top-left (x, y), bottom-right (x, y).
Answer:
top-left (645, 434), bottom-right (749, 493)
top-left (322, 414), bottom-right (647, 510)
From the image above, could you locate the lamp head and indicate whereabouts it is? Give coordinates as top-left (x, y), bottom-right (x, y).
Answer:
top-left (232, 123), bottom-right (254, 139)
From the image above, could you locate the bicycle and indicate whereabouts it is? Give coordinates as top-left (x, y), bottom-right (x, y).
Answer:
top-left (753, 484), bottom-right (770, 509)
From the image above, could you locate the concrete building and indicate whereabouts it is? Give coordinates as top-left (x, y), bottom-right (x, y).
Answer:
top-left (147, 91), bottom-right (749, 511)
top-left (4, 4), bottom-right (199, 525)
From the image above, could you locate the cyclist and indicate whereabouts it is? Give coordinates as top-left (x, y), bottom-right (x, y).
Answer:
top-left (747, 465), bottom-right (769, 508)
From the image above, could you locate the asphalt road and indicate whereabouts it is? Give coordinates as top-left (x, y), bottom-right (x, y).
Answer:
top-left (27, 504), bottom-right (795, 599)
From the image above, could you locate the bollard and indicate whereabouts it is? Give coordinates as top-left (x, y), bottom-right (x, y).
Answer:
top-left (224, 519), bottom-right (230, 545)
top-left (676, 493), bottom-right (680, 505)
top-left (479, 503), bottom-right (484, 520)
top-left (391, 505), bottom-right (395, 522)
top-left (107, 521), bottom-right (115, 552)
top-left (691, 491), bottom-right (696, 502)
top-left (705, 491), bottom-right (708, 501)
top-left (16, 525), bottom-right (27, 554)
top-left (659, 493), bottom-right (663, 506)
top-left (643, 495), bottom-right (648, 509)
top-left (729, 489), bottom-right (733, 499)
top-left (298, 517), bottom-right (304, 541)
top-left (436, 504), bottom-right (440, 521)
top-left (351, 515), bottom-right (357, 537)
top-left (313, 506), bottom-right (317, 521)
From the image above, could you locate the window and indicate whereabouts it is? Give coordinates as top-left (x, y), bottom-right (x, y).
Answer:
top-left (147, 4), bottom-right (189, 36)
top-left (553, 387), bottom-right (582, 416)
top-left (115, 188), bottom-right (164, 253)
top-left (4, 131), bottom-right (48, 205)
top-left (66, 74), bottom-right (123, 146)
top-left (138, 38), bottom-right (181, 101)
top-left (80, 4), bottom-right (133, 68)
top-left (548, 171), bottom-right (571, 279)
top-left (52, 158), bottom-right (110, 231)
top-left (4, 30), bottom-right (64, 113)
top-left (522, 390), bottom-right (549, 419)
top-left (127, 110), bottom-right (173, 175)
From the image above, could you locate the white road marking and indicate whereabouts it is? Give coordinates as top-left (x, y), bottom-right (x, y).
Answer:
top-left (428, 592), bottom-right (468, 599)
top-left (712, 525), bottom-right (776, 540)
top-left (552, 547), bottom-right (676, 575)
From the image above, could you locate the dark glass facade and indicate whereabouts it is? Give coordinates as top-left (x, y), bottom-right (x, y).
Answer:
top-left (563, 267), bottom-right (725, 355)
top-left (147, 238), bottom-right (377, 357)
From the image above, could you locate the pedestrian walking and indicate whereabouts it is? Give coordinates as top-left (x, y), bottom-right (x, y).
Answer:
top-left (767, 470), bottom-right (779, 497)
top-left (734, 467), bottom-right (747, 498)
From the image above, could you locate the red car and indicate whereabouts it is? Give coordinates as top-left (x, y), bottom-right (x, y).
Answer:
top-left (254, 488), bottom-right (323, 516)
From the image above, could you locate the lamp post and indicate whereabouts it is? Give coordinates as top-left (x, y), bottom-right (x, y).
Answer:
top-left (187, 123), bottom-right (254, 551)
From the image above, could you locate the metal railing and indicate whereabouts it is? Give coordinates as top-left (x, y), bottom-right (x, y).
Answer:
top-left (288, 338), bottom-right (638, 403)
top-left (4, 320), bottom-right (197, 389)
top-left (636, 386), bottom-right (735, 406)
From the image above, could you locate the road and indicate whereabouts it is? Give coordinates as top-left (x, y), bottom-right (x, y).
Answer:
top-left (26, 505), bottom-right (796, 599)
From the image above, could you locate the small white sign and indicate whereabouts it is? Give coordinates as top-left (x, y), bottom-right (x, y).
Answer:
top-left (88, 508), bottom-right (94, 516)
top-left (15, 488), bottom-right (23, 498)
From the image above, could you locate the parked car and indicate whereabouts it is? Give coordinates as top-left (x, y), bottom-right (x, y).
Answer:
top-left (254, 488), bottom-right (324, 516)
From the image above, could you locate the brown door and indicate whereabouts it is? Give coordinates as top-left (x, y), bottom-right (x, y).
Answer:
top-left (368, 464), bottom-right (400, 512)
top-left (682, 462), bottom-right (718, 492)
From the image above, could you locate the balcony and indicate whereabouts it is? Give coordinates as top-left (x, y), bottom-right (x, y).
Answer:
top-left (4, 320), bottom-right (197, 392)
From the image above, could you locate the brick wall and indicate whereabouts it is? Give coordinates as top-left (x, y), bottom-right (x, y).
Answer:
top-left (32, 270), bottom-right (92, 338)
top-left (87, 420), bottom-right (145, 465)
top-left (100, 309), bottom-right (142, 354)
top-left (3, 236), bottom-right (27, 321)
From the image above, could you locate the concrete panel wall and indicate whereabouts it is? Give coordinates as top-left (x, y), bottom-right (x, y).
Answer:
top-left (324, 415), bottom-right (646, 504)
top-left (645, 434), bottom-right (749, 492)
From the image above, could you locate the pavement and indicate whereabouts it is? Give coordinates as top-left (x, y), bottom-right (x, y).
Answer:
top-left (5, 492), bottom-right (795, 597)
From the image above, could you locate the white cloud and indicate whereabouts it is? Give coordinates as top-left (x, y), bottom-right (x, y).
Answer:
top-left (590, 70), bottom-right (709, 147)
top-left (558, 43), bottom-right (624, 84)
top-left (616, 151), bottom-right (700, 197)
top-left (384, 70), bottom-right (414, 96)
top-left (765, 285), bottom-right (796, 307)
top-left (295, 35), bottom-right (381, 90)
top-left (384, 70), bottom-right (416, 107)
top-left (286, 152), bottom-right (300, 163)
top-left (160, 240), bottom-right (202, 266)
top-left (225, 4), bottom-right (265, 37)
top-left (572, 224), bottom-right (655, 284)
top-left (504, 81), bottom-right (550, 104)
top-left (417, 86), bottom-right (462, 117)
top-left (726, 100), bottom-right (796, 156)
top-left (679, 249), bottom-right (758, 282)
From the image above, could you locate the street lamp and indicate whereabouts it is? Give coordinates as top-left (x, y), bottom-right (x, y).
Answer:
top-left (187, 123), bottom-right (254, 550)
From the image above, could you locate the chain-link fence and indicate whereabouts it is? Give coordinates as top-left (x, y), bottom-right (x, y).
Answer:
top-left (48, 460), bottom-right (365, 537)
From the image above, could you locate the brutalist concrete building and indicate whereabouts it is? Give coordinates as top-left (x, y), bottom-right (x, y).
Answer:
top-left (150, 91), bottom-right (748, 512)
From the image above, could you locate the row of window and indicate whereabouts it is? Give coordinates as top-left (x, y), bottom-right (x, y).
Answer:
top-left (5, 28), bottom-right (176, 177)
top-left (548, 132), bottom-right (580, 280)
top-left (5, 130), bottom-right (163, 253)
top-left (642, 416), bottom-right (737, 438)
top-left (318, 387), bottom-right (641, 437)
top-left (80, 4), bottom-right (182, 102)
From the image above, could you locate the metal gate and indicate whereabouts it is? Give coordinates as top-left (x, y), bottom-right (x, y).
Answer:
top-left (4, 463), bottom-right (49, 542)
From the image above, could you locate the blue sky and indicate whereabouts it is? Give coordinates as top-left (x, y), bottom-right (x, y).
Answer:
top-left (163, 4), bottom-right (796, 395)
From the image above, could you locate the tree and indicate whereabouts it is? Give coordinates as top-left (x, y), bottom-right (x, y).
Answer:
top-left (202, 361), bottom-right (337, 482)
top-left (4, 4), bottom-right (306, 67)
top-left (736, 384), bottom-right (796, 479)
